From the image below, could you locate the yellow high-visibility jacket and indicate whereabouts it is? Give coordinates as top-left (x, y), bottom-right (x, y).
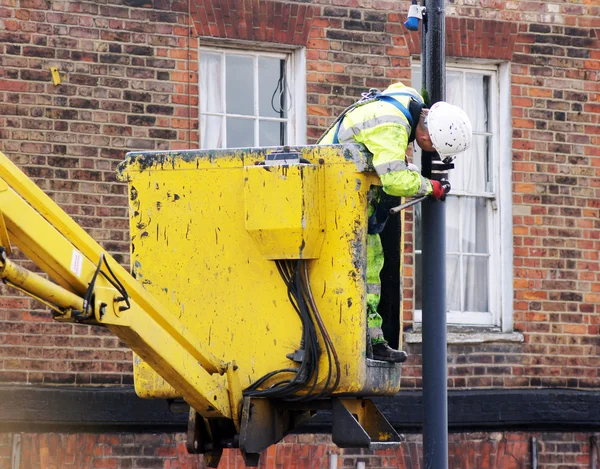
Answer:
top-left (318, 83), bottom-right (433, 198)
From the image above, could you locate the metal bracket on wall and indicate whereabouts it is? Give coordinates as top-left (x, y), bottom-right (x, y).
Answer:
top-left (531, 436), bottom-right (537, 469)
top-left (11, 434), bottom-right (20, 469)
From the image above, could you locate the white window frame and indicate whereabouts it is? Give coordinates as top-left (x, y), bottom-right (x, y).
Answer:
top-left (412, 61), bottom-right (513, 331)
top-left (199, 46), bottom-right (306, 148)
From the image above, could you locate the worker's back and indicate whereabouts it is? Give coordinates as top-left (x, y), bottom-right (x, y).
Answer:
top-left (318, 83), bottom-right (423, 147)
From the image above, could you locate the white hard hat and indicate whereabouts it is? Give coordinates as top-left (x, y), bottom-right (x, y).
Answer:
top-left (425, 102), bottom-right (473, 158)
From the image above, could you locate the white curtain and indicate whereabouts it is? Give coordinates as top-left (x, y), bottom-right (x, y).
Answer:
top-left (446, 72), bottom-right (489, 315)
top-left (199, 53), bottom-right (224, 149)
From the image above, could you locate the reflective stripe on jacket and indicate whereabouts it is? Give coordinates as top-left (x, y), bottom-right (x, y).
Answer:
top-left (319, 85), bottom-right (432, 198)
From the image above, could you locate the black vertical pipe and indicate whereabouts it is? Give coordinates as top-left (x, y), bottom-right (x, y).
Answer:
top-left (420, 0), bottom-right (448, 467)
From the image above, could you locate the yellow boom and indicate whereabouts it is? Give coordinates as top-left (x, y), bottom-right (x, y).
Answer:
top-left (0, 145), bottom-right (405, 467)
top-left (0, 150), bottom-right (233, 420)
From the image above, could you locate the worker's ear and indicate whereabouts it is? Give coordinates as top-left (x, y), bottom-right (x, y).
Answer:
top-left (418, 109), bottom-right (429, 132)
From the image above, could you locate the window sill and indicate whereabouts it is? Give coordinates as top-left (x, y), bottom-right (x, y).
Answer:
top-left (404, 328), bottom-right (524, 345)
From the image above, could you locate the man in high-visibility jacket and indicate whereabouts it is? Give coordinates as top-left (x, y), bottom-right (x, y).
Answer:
top-left (318, 82), bottom-right (472, 362)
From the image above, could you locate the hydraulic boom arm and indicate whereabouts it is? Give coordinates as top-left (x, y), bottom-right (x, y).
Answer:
top-left (0, 146), bottom-right (407, 467)
top-left (0, 151), bottom-right (239, 421)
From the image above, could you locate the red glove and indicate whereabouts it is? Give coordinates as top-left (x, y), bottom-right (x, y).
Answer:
top-left (430, 179), bottom-right (451, 200)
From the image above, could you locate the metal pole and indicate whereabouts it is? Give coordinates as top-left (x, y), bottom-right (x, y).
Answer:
top-left (420, 0), bottom-right (448, 466)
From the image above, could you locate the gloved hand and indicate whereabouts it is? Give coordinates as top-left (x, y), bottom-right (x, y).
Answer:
top-left (430, 179), bottom-right (451, 201)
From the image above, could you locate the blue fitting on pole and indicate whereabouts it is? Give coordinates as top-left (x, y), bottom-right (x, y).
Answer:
top-left (403, 4), bottom-right (426, 32)
top-left (403, 15), bottom-right (420, 31)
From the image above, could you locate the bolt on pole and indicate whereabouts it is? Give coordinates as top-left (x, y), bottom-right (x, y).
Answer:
top-left (420, 0), bottom-right (449, 467)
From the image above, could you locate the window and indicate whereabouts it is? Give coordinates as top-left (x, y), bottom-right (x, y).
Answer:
top-left (199, 47), bottom-right (305, 149)
top-left (412, 63), bottom-right (512, 329)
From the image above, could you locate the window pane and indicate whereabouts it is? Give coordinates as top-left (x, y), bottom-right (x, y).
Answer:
top-left (414, 204), bottom-right (422, 251)
top-left (201, 115), bottom-right (224, 149)
top-left (227, 117), bottom-right (254, 147)
top-left (260, 120), bottom-right (285, 147)
top-left (446, 254), bottom-right (461, 312)
top-left (416, 252), bottom-right (463, 312)
top-left (411, 70), bottom-right (422, 91)
top-left (464, 256), bottom-right (489, 312)
top-left (461, 197), bottom-right (488, 254)
top-left (465, 73), bottom-right (489, 133)
top-left (446, 71), bottom-right (463, 107)
top-left (259, 58), bottom-right (287, 119)
top-left (449, 135), bottom-right (490, 193)
top-left (226, 55), bottom-right (254, 116)
top-left (485, 136), bottom-right (493, 192)
top-left (445, 197), bottom-right (460, 252)
top-left (200, 53), bottom-right (223, 114)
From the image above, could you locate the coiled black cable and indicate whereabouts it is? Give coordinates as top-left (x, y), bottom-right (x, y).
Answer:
top-left (243, 259), bottom-right (340, 401)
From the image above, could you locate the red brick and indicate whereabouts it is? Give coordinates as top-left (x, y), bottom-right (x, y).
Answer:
top-left (0, 79), bottom-right (28, 92)
top-left (0, 4), bottom-right (598, 466)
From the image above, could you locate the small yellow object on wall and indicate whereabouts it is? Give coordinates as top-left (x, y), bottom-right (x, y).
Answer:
top-left (50, 67), bottom-right (61, 85)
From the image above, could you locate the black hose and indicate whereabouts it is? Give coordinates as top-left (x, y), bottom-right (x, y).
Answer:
top-left (243, 259), bottom-right (339, 401)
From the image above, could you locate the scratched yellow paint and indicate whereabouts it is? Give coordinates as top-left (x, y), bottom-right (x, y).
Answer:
top-left (118, 144), bottom-right (403, 399)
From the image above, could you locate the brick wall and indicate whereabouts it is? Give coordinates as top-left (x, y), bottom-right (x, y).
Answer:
top-left (0, 0), bottom-right (199, 385)
top-left (0, 0), bottom-right (599, 436)
top-left (0, 432), bottom-right (597, 469)
top-left (1, 1), bottom-right (599, 467)
top-left (505, 14), bottom-right (600, 389)
top-left (294, 0), bottom-right (600, 390)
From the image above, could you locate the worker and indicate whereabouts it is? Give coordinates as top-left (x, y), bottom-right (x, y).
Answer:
top-left (318, 82), bottom-right (472, 363)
